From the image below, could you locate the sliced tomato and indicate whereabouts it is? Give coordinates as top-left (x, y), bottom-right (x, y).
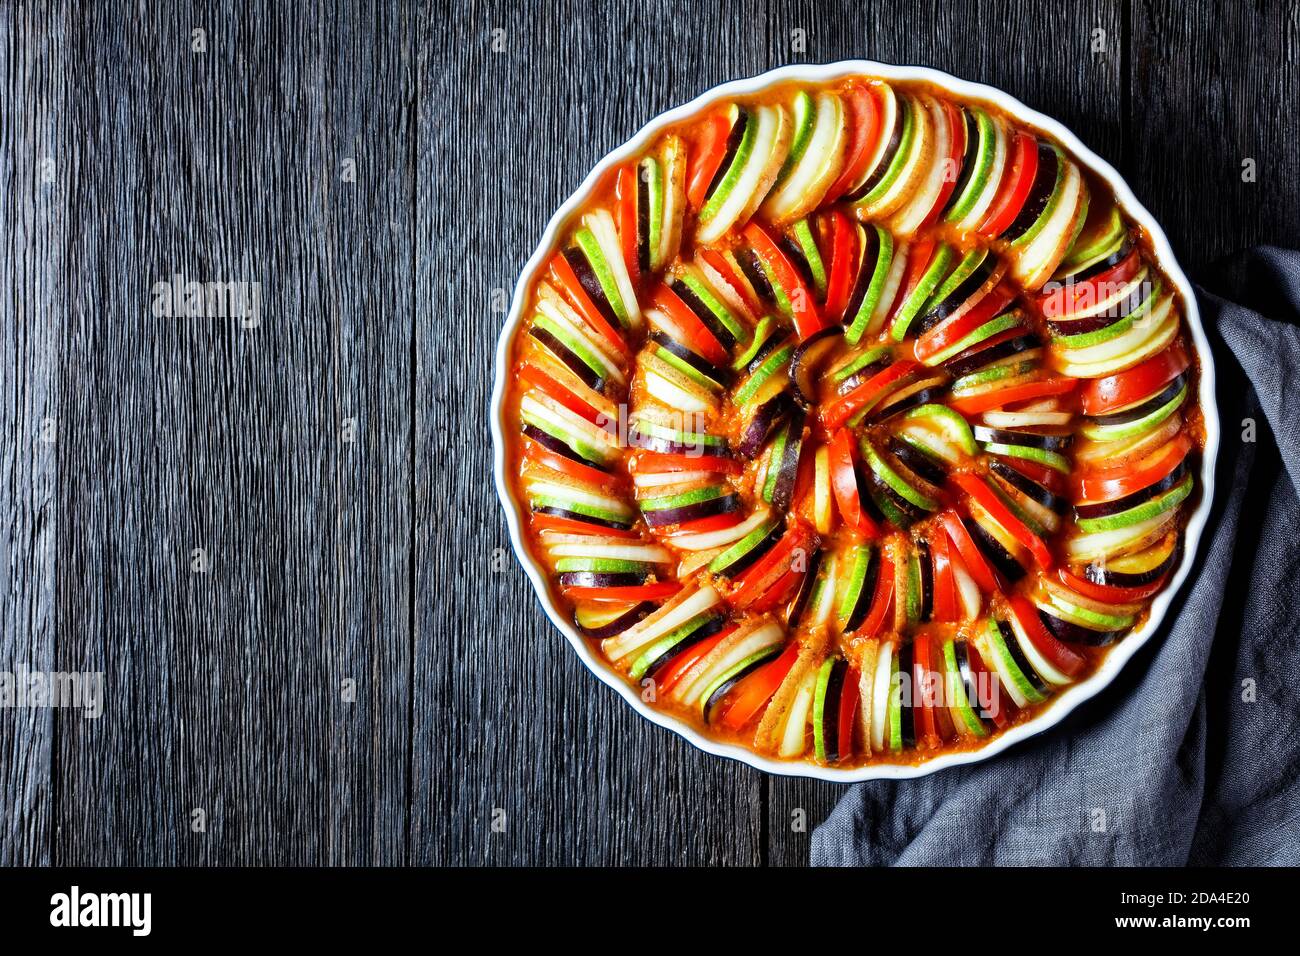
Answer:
top-left (562, 581), bottom-right (683, 602)
top-left (929, 526), bottom-right (957, 623)
top-left (939, 509), bottom-right (1000, 594)
top-left (1057, 567), bottom-right (1167, 604)
top-left (828, 427), bottom-right (881, 538)
top-left (719, 640), bottom-right (800, 731)
top-left (698, 248), bottom-right (760, 317)
top-left (888, 239), bottom-right (936, 324)
top-left (744, 221), bottom-right (824, 340)
top-left (964, 639), bottom-right (1013, 728)
top-left (686, 112), bottom-right (731, 210)
top-left (651, 283), bottom-right (730, 366)
top-left (822, 211), bottom-right (859, 323)
top-left (915, 281), bottom-right (1019, 363)
top-left (836, 665), bottom-right (861, 761)
top-left (547, 252), bottom-right (631, 358)
top-left (530, 512), bottom-right (641, 539)
top-left (665, 512), bottom-right (746, 536)
top-left (616, 164), bottom-right (640, 286)
top-left (952, 473), bottom-right (1054, 568)
top-left (820, 360), bottom-right (917, 431)
top-left (523, 439), bottom-right (615, 487)
top-left (824, 84), bottom-right (882, 203)
top-left (519, 362), bottom-right (604, 426)
top-left (859, 552), bottom-right (895, 637)
top-left (948, 376), bottom-right (1078, 416)
top-left (1038, 247), bottom-right (1142, 320)
top-left (748, 565), bottom-right (806, 612)
top-left (998, 456), bottom-right (1065, 494)
top-left (1007, 595), bottom-right (1086, 676)
top-left (977, 130), bottom-right (1038, 238)
top-left (729, 524), bottom-right (816, 609)
top-left (912, 634), bottom-right (940, 747)
top-left (1074, 434), bottom-right (1192, 502)
top-left (1079, 340), bottom-right (1191, 415)
top-left (656, 624), bottom-right (737, 694)
top-left (628, 451), bottom-right (742, 475)
top-left (921, 100), bottom-right (967, 228)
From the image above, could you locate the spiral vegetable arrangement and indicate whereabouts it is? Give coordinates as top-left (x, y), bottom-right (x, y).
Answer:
top-left (507, 77), bottom-right (1201, 766)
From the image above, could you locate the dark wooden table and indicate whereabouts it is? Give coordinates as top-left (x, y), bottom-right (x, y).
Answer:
top-left (3, 0), bottom-right (1296, 866)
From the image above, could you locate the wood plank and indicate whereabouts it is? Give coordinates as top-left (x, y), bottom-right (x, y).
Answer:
top-left (0, 0), bottom-right (68, 867)
top-left (411, 0), bottom-right (767, 866)
top-left (1129, 0), bottom-right (1300, 272)
top-left (51, 0), bottom-right (413, 865)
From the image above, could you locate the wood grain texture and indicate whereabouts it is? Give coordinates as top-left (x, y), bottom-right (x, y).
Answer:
top-left (0, 0), bottom-right (1295, 867)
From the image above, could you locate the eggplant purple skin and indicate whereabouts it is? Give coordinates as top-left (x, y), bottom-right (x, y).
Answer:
top-left (870, 383), bottom-right (946, 424)
top-left (641, 493), bottom-right (742, 528)
top-left (953, 640), bottom-right (994, 731)
top-left (1083, 535), bottom-right (1182, 588)
top-left (643, 615), bottom-right (726, 680)
top-left (974, 425), bottom-right (1073, 452)
top-left (821, 657), bottom-right (848, 762)
top-left (713, 522), bottom-right (783, 578)
top-left (896, 640), bottom-right (917, 748)
top-left (671, 278), bottom-right (736, 348)
top-left (997, 619), bottom-right (1050, 694)
top-left (576, 601), bottom-right (654, 640)
top-left (966, 517), bottom-right (1026, 582)
top-left (941, 325), bottom-right (1035, 376)
top-left (915, 538), bottom-right (934, 623)
top-left (1039, 608), bottom-right (1125, 647)
top-left (789, 326), bottom-right (843, 406)
top-left (651, 330), bottom-right (732, 386)
top-left (1073, 461), bottom-right (1189, 520)
top-left (737, 392), bottom-right (793, 458)
top-left (565, 247), bottom-right (623, 329)
top-left (786, 548), bottom-right (824, 627)
top-left (528, 326), bottom-right (607, 393)
top-left (1087, 371), bottom-right (1187, 428)
top-left (628, 429), bottom-right (732, 459)
top-left (532, 504), bottom-right (632, 531)
top-left (999, 142), bottom-right (1058, 241)
top-left (558, 570), bottom-right (648, 589)
top-left (703, 646), bottom-right (782, 724)
top-left (888, 435), bottom-right (946, 488)
top-left (522, 424), bottom-right (611, 470)
top-left (988, 457), bottom-right (1066, 514)
top-left (768, 408), bottom-right (806, 511)
top-left (842, 547), bottom-right (880, 634)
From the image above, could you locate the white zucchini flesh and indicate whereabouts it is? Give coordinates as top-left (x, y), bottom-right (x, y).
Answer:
top-left (535, 287), bottom-right (626, 385)
top-left (1007, 611), bottom-right (1074, 687)
top-left (633, 469), bottom-right (715, 489)
top-left (546, 542), bottom-right (671, 563)
top-left (668, 509), bottom-right (771, 552)
top-left (952, 559), bottom-right (983, 621)
top-left (519, 393), bottom-right (620, 454)
top-left (867, 238), bottom-right (910, 335)
top-left (951, 114), bottom-right (1008, 232)
top-left (978, 627), bottom-right (1030, 709)
top-left (601, 585), bottom-right (721, 663)
top-left (854, 83), bottom-right (899, 194)
top-left (524, 478), bottom-right (632, 517)
top-left (1064, 511), bottom-right (1176, 562)
top-left (1012, 161), bottom-right (1085, 290)
top-left (888, 97), bottom-right (953, 236)
top-left (982, 410), bottom-right (1074, 428)
top-left (737, 104), bottom-right (794, 228)
top-left (855, 640), bottom-right (880, 747)
top-left (1054, 297), bottom-right (1178, 378)
top-left (645, 369), bottom-right (713, 413)
top-left (763, 93), bottom-right (845, 223)
top-left (864, 95), bottom-right (934, 218)
top-left (583, 208), bottom-right (642, 329)
top-left (870, 642), bottom-right (894, 752)
top-left (778, 667), bottom-right (819, 758)
top-left (698, 105), bottom-right (784, 245)
top-left (656, 135), bottom-right (686, 270)
top-left (675, 621), bottom-right (785, 707)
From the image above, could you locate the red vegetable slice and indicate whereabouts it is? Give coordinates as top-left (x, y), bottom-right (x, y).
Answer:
top-left (1079, 341), bottom-right (1191, 415)
top-left (977, 130), bottom-right (1038, 238)
top-left (562, 582), bottom-right (683, 602)
top-left (921, 100), bottom-right (967, 228)
top-left (531, 513), bottom-right (641, 538)
top-left (548, 253), bottom-right (631, 358)
top-left (828, 427), bottom-right (881, 538)
top-left (820, 360), bottom-right (917, 430)
top-left (952, 473), bottom-right (1054, 568)
top-left (836, 665), bottom-right (861, 761)
top-left (719, 640), bottom-right (800, 731)
top-left (939, 509), bottom-right (1000, 594)
top-left (822, 211), bottom-right (859, 323)
top-left (858, 551), bottom-right (895, 637)
top-left (913, 634), bottom-right (940, 747)
top-left (947, 376), bottom-right (1078, 416)
top-left (519, 362), bottom-right (605, 427)
top-left (1056, 567), bottom-right (1168, 603)
top-left (524, 440), bottom-right (615, 487)
top-left (656, 624), bottom-right (737, 694)
top-left (729, 524), bottom-right (816, 609)
top-left (686, 112), bottom-right (731, 210)
top-left (628, 452), bottom-right (742, 475)
top-left (929, 526), bottom-right (957, 623)
top-left (616, 164), bottom-right (640, 286)
top-left (1038, 247), bottom-right (1142, 320)
top-left (744, 221), bottom-right (824, 340)
top-left (915, 281), bottom-right (1018, 363)
top-left (823, 84), bottom-right (882, 204)
top-left (1007, 595), bottom-right (1086, 676)
top-left (1074, 434), bottom-right (1192, 501)
top-left (651, 283), bottom-right (730, 366)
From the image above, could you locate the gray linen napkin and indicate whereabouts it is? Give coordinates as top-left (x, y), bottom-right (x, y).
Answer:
top-left (812, 246), bottom-right (1300, 866)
